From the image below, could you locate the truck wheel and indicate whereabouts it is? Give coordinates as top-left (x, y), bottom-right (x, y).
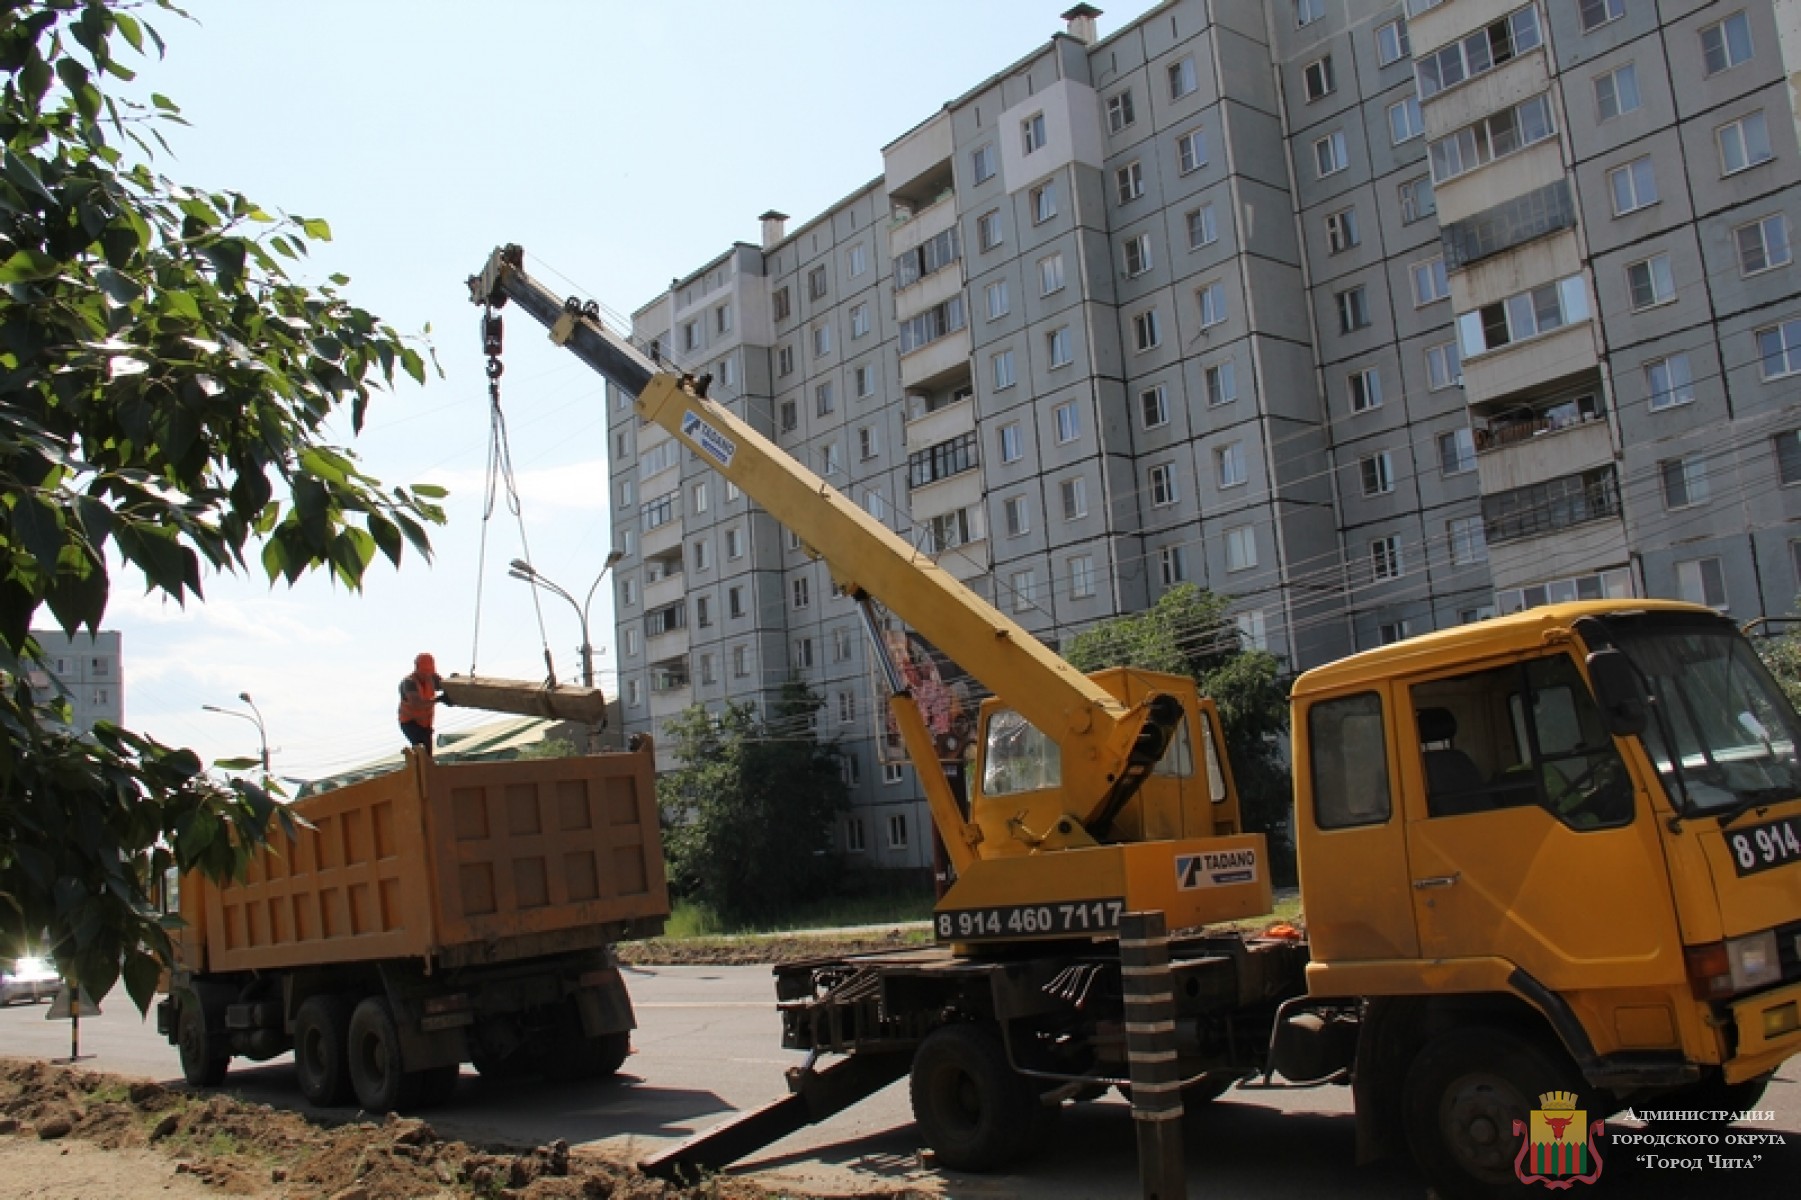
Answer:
top-left (176, 992), bottom-right (229, 1088)
top-left (347, 996), bottom-right (422, 1112)
top-left (1401, 1028), bottom-right (1585, 1200)
top-left (544, 1031), bottom-right (631, 1082)
top-left (293, 995), bottom-right (353, 1107)
top-left (909, 1023), bottom-right (1038, 1173)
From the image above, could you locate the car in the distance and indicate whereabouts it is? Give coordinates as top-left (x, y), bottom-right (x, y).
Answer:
top-left (0, 955), bottom-right (59, 1005)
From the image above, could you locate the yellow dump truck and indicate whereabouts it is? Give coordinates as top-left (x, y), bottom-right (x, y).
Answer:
top-left (157, 742), bottom-right (667, 1111)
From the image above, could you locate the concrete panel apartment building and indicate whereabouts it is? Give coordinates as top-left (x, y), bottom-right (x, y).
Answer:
top-left (604, 0), bottom-right (1801, 872)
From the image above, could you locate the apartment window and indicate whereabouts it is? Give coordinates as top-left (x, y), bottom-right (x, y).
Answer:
top-left (717, 354), bottom-right (736, 388)
top-left (1594, 63), bottom-right (1640, 122)
top-left (1676, 557), bottom-right (1728, 609)
top-left (623, 626), bottom-right (639, 654)
top-left (1626, 253), bottom-right (1675, 310)
top-left (1198, 281), bottom-right (1228, 327)
top-left (777, 344), bottom-right (794, 376)
top-left (1773, 430), bottom-right (1801, 485)
top-left (887, 813), bottom-right (910, 851)
top-left (692, 537), bottom-right (713, 571)
top-left (1226, 525), bottom-right (1257, 572)
top-left (1646, 353), bottom-right (1695, 411)
top-left (1048, 326), bottom-right (1073, 369)
top-left (1388, 95), bottom-right (1422, 144)
top-left (808, 265), bottom-right (828, 301)
top-left (1176, 129), bottom-right (1207, 175)
top-left (1069, 554), bottom-right (1096, 599)
top-left (691, 481), bottom-right (710, 516)
top-left (848, 244), bottom-right (868, 278)
top-left (1186, 204), bottom-right (1217, 249)
top-left (1439, 427), bottom-right (1476, 475)
top-left (792, 577), bottom-right (812, 611)
top-left (1116, 161), bottom-right (1145, 205)
top-left (1701, 11), bottom-right (1753, 76)
top-left (1325, 207), bottom-right (1359, 254)
top-left (977, 209), bottom-right (1003, 251)
top-left (1661, 455), bottom-right (1709, 509)
top-left (1003, 495), bottom-right (1029, 537)
top-left (927, 510), bottom-right (973, 554)
top-left (883, 762), bottom-right (904, 786)
top-left (1370, 535), bottom-right (1404, 580)
top-left (725, 526), bottom-right (744, 560)
top-left (1107, 88), bottom-right (1136, 133)
top-left (618, 478), bottom-right (635, 509)
top-left (1032, 179), bottom-right (1058, 224)
top-left (908, 432), bottom-right (979, 487)
top-left (986, 279), bottom-right (1010, 320)
top-left (1217, 441), bottom-right (1247, 488)
top-left (897, 295), bottom-right (966, 353)
top-left (815, 380), bottom-right (835, 416)
top-left (992, 348), bottom-right (1016, 390)
top-left (772, 286), bottom-right (791, 321)
top-left (793, 637), bottom-right (814, 670)
top-left (1416, 7), bottom-right (1542, 99)
top-left (1457, 275), bottom-right (1590, 357)
top-left (1314, 130), bottom-right (1348, 177)
top-left (732, 643), bottom-right (749, 677)
top-left (1123, 233), bottom-right (1152, 277)
top-left (1296, 0), bottom-right (1322, 26)
top-left (1337, 286), bottom-right (1370, 333)
top-left (1436, 94), bottom-right (1556, 182)
top-left (1303, 56), bottom-right (1335, 102)
top-left (1011, 569), bottom-right (1037, 612)
top-left (857, 425), bottom-right (879, 461)
top-left (1426, 341), bottom-right (1462, 391)
top-left (863, 489), bottom-right (887, 521)
top-left (1718, 111), bottom-right (1772, 174)
top-left (1758, 318), bottom-right (1801, 379)
top-left (641, 492), bottom-right (677, 532)
top-left (1376, 18), bottom-right (1410, 66)
top-left (837, 691), bottom-right (857, 725)
top-left (1608, 157), bottom-right (1658, 215)
top-left (1448, 511), bottom-right (1491, 562)
top-left (812, 323), bottom-right (832, 357)
top-left (1055, 400), bottom-right (1081, 443)
top-left (1206, 360), bottom-right (1237, 406)
top-left (1168, 56), bottom-right (1197, 99)
top-left (1061, 477), bottom-right (1088, 520)
top-left (1149, 462), bottom-right (1178, 507)
top-left (1022, 111), bottom-right (1046, 154)
top-left (819, 442), bottom-right (841, 476)
top-left (845, 817), bottom-right (866, 853)
top-left (681, 320), bottom-right (699, 352)
top-left (1349, 367), bottom-right (1382, 413)
top-left (1580, 0), bottom-right (1623, 32)
top-left (1736, 214), bottom-right (1791, 275)
top-left (1361, 452), bottom-right (1396, 496)
top-left (728, 585), bottom-right (746, 621)
top-left (999, 422), bottom-right (1022, 463)
top-left (1039, 252), bottom-right (1065, 295)
top-left (855, 364), bottom-right (875, 398)
top-left (1399, 175), bottom-right (1436, 224)
top-left (850, 302), bottom-right (870, 339)
top-left (625, 679), bottom-right (641, 707)
top-left (972, 143), bottom-right (997, 184)
top-left (698, 652), bottom-right (716, 685)
top-left (1140, 384), bottom-right (1169, 430)
top-left (1410, 256), bottom-right (1450, 306)
top-left (1158, 545), bottom-right (1188, 586)
top-left (1132, 309), bottom-right (1162, 352)
top-left (1378, 621), bottom-right (1411, 646)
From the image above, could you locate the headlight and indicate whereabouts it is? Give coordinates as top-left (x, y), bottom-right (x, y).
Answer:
top-left (1727, 930), bottom-right (1782, 992)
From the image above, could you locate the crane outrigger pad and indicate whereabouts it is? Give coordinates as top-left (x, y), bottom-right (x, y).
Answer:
top-left (440, 675), bottom-right (609, 725)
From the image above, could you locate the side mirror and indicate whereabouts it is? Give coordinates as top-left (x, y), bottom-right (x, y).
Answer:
top-left (1586, 649), bottom-right (1648, 737)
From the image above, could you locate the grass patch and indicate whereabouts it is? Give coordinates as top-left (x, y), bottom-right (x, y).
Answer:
top-left (662, 885), bottom-right (936, 939)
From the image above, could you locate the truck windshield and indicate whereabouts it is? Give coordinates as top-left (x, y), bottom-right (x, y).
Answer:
top-left (981, 709), bottom-right (1062, 796)
top-left (1604, 616), bottom-right (1801, 816)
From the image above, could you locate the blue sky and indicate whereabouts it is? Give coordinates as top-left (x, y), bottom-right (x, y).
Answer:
top-left (110, 0), bottom-right (1162, 778)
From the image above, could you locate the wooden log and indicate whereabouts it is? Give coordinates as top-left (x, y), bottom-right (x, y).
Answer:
top-left (439, 675), bottom-right (609, 725)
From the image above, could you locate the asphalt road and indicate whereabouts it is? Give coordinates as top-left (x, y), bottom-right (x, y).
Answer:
top-left (4, 966), bottom-right (1799, 1198)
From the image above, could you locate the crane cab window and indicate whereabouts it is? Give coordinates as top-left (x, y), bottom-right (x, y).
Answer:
top-left (1151, 711), bottom-right (1229, 802)
top-left (982, 709), bottom-right (1061, 796)
top-left (1410, 656), bottom-right (1632, 829)
top-left (1310, 692), bottom-right (1391, 829)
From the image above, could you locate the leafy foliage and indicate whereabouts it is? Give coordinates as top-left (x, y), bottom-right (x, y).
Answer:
top-left (1063, 585), bottom-right (1295, 879)
top-left (659, 681), bottom-right (848, 924)
top-left (0, 2), bottom-right (443, 1007)
top-left (1754, 606), bottom-right (1801, 711)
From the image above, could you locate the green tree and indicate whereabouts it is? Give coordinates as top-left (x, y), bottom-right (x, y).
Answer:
top-left (1063, 585), bottom-right (1294, 878)
top-left (0, 2), bottom-right (443, 1011)
top-left (1754, 606), bottom-right (1801, 710)
top-left (659, 681), bottom-right (847, 924)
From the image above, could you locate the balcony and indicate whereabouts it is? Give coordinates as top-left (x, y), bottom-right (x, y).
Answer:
top-left (1481, 464), bottom-right (1619, 547)
top-left (884, 111), bottom-right (954, 215)
top-left (905, 383), bottom-right (975, 448)
top-left (642, 552), bottom-right (685, 610)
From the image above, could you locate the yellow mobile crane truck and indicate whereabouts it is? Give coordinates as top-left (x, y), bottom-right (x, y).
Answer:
top-left (472, 246), bottom-right (1801, 1197)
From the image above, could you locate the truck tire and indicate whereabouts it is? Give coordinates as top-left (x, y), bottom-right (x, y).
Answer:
top-left (543, 1031), bottom-right (631, 1082)
top-left (176, 991), bottom-right (229, 1088)
top-left (1401, 1027), bottom-right (1586, 1200)
top-left (293, 995), bottom-right (353, 1107)
top-left (347, 996), bottom-right (422, 1112)
top-left (909, 1023), bottom-right (1039, 1173)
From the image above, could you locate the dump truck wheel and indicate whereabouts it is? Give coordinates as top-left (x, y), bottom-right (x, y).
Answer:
top-left (348, 996), bottom-right (422, 1112)
top-left (1402, 1028), bottom-right (1586, 1200)
top-left (176, 992), bottom-right (228, 1088)
top-left (294, 995), bottom-right (353, 1107)
top-left (544, 1030), bottom-right (631, 1082)
top-left (909, 1023), bottom-right (1038, 1173)
top-left (413, 1063), bottom-right (462, 1108)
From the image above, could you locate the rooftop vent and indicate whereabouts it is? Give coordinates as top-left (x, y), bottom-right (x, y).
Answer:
top-left (759, 210), bottom-right (789, 250)
top-left (1061, 3), bottom-right (1102, 44)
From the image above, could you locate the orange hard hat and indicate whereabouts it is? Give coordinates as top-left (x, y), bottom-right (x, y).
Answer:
top-left (415, 653), bottom-right (436, 674)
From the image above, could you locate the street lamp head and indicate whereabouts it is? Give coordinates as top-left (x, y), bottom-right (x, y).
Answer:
top-left (238, 691), bottom-right (253, 704)
top-left (509, 558), bottom-right (536, 576)
top-left (604, 548), bottom-right (625, 567)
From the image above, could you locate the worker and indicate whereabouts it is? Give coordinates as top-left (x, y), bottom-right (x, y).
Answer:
top-left (397, 652), bottom-right (452, 757)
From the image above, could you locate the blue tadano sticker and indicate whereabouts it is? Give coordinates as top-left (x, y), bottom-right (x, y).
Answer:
top-left (681, 410), bottom-right (737, 468)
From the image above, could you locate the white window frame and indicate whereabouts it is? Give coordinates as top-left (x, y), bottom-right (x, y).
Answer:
top-left (1054, 400), bottom-right (1081, 443)
top-left (1626, 253), bottom-right (1676, 311)
top-left (1116, 161), bottom-right (1145, 205)
top-left (1149, 462), bottom-right (1178, 507)
top-left (1718, 110), bottom-right (1773, 175)
top-left (1206, 360), bottom-right (1237, 406)
top-left (1217, 441), bottom-right (1247, 489)
top-left (1370, 534), bottom-right (1404, 581)
top-left (1388, 95), bottom-right (1423, 144)
top-left (1314, 129), bottom-right (1348, 177)
top-left (1349, 367), bottom-right (1382, 413)
top-left (1123, 233), bottom-right (1153, 278)
top-left (1225, 525), bottom-right (1257, 572)
top-left (1140, 384), bottom-right (1169, 430)
top-left (1735, 214), bottom-right (1791, 276)
top-left (1039, 252), bottom-right (1066, 295)
top-left (1411, 256), bottom-right (1449, 306)
top-left (1132, 308), bottom-right (1162, 352)
top-left (1107, 88), bottom-right (1136, 133)
top-left (1048, 326), bottom-right (1073, 369)
top-left (986, 278), bottom-right (1010, 320)
top-left (1701, 11), bottom-right (1754, 77)
top-left (1676, 556), bottom-right (1728, 609)
top-left (1646, 353), bottom-right (1695, 411)
top-left (1186, 204), bottom-right (1217, 250)
top-left (1168, 56), bottom-right (1197, 100)
top-left (992, 348), bottom-right (1016, 391)
top-left (1426, 341), bottom-right (1461, 391)
top-left (1594, 63), bottom-right (1640, 122)
top-left (1003, 494), bottom-right (1030, 537)
top-left (1361, 451), bottom-right (1396, 497)
top-left (1198, 281), bottom-right (1227, 328)
top-left (999, 422), bottom-right (1022, 463)
top-left (1069, 554), bottom-right (1097, 599)
top-left (1061, 476), bottom-right (1088, 520)
top-left (1608, 157), bottom-right (1658, 216)
top-left (1177, 129), bottom-right (1207, 175)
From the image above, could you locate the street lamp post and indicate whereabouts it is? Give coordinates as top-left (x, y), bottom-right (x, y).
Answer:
top-left (202, 691), bottom-right (270, 782)
top-left (508, 549), bottom-right (624, 689)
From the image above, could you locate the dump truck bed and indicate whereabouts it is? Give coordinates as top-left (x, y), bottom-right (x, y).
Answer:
top-left (186, 744), bottom-right (666, 974)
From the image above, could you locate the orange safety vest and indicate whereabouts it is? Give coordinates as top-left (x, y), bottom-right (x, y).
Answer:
top-left (397, 671), bottom-right (438, 727)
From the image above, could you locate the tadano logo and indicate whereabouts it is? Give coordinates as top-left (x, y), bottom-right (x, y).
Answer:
top-left (1174, 848), bottom-right (1258, 890)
